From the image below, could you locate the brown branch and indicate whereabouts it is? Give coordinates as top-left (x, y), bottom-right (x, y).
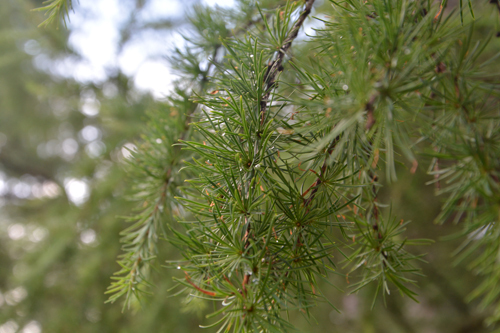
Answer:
top-left (303, 92), bottom-right (377, 209)
top-left (369, 170), bottom-right (382, 239)
top-left (365, 94), bottom-right (378, 131)
top-left (363, 93), bottom-right (381, 236)
top-left (260, 0), bottom-right (316, 127)
top-left (185, 272), bottom-right (216, 297)
top-left (242, 273), bottom-right (250, 295)
top-left (237, 3), bottom-right (317, 298)
top-left (303, 137), bottom-right (338, 208)
top-left (239, 0), bottom-right (316, 282)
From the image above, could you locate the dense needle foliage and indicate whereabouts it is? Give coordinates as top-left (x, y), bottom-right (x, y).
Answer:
top-left (38, 0), bottom-right (500, 332)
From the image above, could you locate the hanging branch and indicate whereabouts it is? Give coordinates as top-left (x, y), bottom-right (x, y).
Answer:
top-left (103, 0), bottom-right (500, 330)
top-left (107, 15), bottom-right (230, 310)
top-left (260, 0), bottom-right (315, 127)
top-left (250, 0), bottom-right (315, 253)
top-left (237, 0), bottom-right (317, 299)
top-left (34, 0), bottom-right (74, 28)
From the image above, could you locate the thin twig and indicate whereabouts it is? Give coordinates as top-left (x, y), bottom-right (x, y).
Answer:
top-left (243, 0), bottom-right (316, 290)
top-left (260, 0), bottom-right (316, 127)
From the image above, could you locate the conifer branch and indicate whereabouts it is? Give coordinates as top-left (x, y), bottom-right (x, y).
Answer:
top-left (102, 0), bottom-right (500, 329)
top-left (260, 0), bottom-right (315, 127)
top-left (107, 38), bottom-right (223, 311)
top-left (34, 0), bottom-right (74, 28)
top-left (107, 3), bottom-right (282, 310)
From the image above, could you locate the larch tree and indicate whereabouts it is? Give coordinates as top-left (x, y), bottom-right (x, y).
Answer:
top-left (36, 0), bottom-right (500, 332)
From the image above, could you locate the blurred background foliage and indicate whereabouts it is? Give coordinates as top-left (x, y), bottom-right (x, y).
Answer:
top-left (0, 0), bottom-right (499, 332)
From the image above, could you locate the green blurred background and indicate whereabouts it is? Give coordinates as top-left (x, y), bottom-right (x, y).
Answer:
top-left (0, 0), bottom-right (499, 332)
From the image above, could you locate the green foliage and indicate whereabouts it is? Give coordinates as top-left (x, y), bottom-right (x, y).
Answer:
top-left (105, 91), bottom-right (200, 308)
top-left (32, 0), bottom-right (500, 331)
top-left (105, 1), bottom-right (268, 310)
top-left (421, 25), bottom-right (500, 325)
top-left (33, 0), bottom-right (73, 27)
